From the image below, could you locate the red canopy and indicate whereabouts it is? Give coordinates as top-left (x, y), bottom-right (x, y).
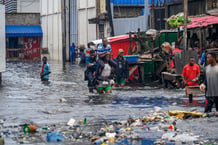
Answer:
top-left (109, 35), bottom-right (135, 58)
top-left (187, 16), bottom-right (218, 29)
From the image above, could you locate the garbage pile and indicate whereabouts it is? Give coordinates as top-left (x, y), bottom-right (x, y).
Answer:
top-left (0, 108), bottom-right (217, 144)
top-left (167, 12), bottom-right (192, 27)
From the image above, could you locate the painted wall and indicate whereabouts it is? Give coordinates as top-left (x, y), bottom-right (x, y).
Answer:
top-left (78, 0), bottom-right (97, 46)
top-left (17, 0), bottom-right (40, 13)
top-left (6, 13), bottom-right (40, 25)
top-left (40, 0), bottom-right (63, 61)
top-left (0, 4), bottom-right (6, 72)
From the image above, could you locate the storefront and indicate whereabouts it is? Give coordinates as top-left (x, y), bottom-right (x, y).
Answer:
top-left (6, 25), bottom-right (43, 60)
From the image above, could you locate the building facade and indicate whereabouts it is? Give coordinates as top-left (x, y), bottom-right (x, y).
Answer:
top-left (3, 0), bottom-right (42, 61)
top-left (77, 0), bottom-right (97, 46)
top-left (40, 0), bottom-right (63, 61)
top-left (17, 0), bottom-right (40, 13)
top-left (0, 3), bottom-right (5, 73)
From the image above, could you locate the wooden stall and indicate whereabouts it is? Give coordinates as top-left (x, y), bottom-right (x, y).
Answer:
top-left (127, 30), bottom-right (164, 84)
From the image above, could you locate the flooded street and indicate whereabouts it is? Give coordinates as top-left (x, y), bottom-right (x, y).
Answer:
top-left (0, 62), bottom-right (218, 145)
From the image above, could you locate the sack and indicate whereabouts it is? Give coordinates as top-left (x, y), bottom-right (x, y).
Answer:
top-left (102, 81), bottom-right (109, 86)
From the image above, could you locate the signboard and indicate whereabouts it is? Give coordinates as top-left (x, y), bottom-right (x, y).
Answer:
top-left (100, 0), bottom-right (106, 14)
top-left (0, 4), bottom-right (5, 72)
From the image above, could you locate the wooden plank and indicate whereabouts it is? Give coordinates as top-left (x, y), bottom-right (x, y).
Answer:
top-left (129, 65), bottom-right (138, 76)
top-left (186, 86), bottom-right (203, 95)
top-left (156, 63), bottom-right (167, 76)
top-left (162, 72), bottom-right (181, 81)
top-left (139, 64), bottom-right (145, 83)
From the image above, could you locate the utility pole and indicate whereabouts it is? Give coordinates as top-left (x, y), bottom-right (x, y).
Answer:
top-left (61, 0), bottom-right (66, 65)
top-left (144, 0), bottom-right (148, 30)
top-left (150, 0), bottom-right (155, 29)
top-left (183, 0), bottom-right (188, 50)
top-left (106, 0), bottom-right (114, 36)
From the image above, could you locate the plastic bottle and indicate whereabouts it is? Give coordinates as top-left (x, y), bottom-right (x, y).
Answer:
top-left (42, 126), bottom-right (48, 130)
top-left (83, 118), bottom-right (87, 125)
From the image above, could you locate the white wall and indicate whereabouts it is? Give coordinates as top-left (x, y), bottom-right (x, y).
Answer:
top-left (78, 0), bottom-right (96, 45)
top-left (70, 0), bottom-right (78, 46)
top-left (0, 4), bottom-right (6, 72)
top-left (40, 0), bottom-right (63, 61)
top-left (17, 0), bottom-right (40, 13)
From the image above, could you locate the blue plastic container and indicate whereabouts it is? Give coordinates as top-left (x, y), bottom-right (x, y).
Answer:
top-left (47, 132), bottom-right (64, 143)
top-left (124, 55), bottom-right (139, 63)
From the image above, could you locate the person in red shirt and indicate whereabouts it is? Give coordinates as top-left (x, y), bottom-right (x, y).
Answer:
top-left (162, 42), bottom-right (183, 70)
top-left (181, 57), bottom-right (200, 86)
top-left (173, 42), bottom-right (183, 54)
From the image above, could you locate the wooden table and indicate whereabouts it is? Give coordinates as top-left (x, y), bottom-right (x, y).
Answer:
top-left (161, 72), bottom-right (181, 87)
top-left (186, 86), bottom-right (204, 103)
top-left (129, 61), bottom-right (145, 83)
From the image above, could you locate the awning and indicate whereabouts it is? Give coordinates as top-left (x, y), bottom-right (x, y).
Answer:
top-left (187, 16), bottom-right (218, 29)
top-left (6, 25), bottom-right (43, 37)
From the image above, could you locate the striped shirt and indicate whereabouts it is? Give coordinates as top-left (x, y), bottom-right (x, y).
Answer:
top-left (97, 44), bottom-right (112, 55)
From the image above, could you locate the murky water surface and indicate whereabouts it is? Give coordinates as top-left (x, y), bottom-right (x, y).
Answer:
top-left (0, 62), bottom-right (217, 144)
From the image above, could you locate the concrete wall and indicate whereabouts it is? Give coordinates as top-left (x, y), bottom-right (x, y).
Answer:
top-left (167, 0), bottom-right (206, 17)
top-left (207, 0), bottom-right (218, 10)
top-left (40, 0), bottom-right (63, 61)
top-left (0, 4), bottom-right (6, 72)
top-left (78, 0), bottom-right (97, 45)
top-left (113, 7), bottom-right (143, 18)
top-left (6, 13), bottom-right (40, 25)
top-left (17, 0), bottom-right (40, 13)
top-left (112, 1), bottom-right (148, 36)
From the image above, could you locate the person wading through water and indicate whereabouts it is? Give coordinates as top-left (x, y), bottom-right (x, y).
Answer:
top-left (40, 56), bottom-right (51, 81)
top-left (113, 49), bottom-right (129, 87)
top-left (95, 53), bottom-right (116, 94)
top-left (85, 50), bottom-right (98, 93)
top-left (200, 52), bottom-right (218, 113)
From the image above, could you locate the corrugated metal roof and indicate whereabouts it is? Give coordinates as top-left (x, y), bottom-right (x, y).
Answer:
top-left (187, 16), bottom-right (218, 29)
top-left (0, 0), bottom-right (17, 13)
top-left (111, 0), bottom-right (177, 5)
top-left (6, 25), bottom-right (43, 37)
top-left (111, 0), bottom-right (144, 5)
top-left (113, 16), bottom-right (148, 36)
